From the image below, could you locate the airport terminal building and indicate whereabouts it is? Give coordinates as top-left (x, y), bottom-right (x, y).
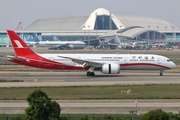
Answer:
top-left (0, 8), bottom-right (180, 47)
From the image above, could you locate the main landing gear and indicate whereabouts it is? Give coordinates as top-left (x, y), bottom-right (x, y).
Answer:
top-left (86, 71), bottom-right (95, 76)
top-left (159, 70), bottom-right (164, 76)
top-left (86, 66), bottom-right (95, 76)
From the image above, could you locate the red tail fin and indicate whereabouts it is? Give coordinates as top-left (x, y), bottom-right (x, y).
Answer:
top-left (7, 30), bottom-right (35, 56)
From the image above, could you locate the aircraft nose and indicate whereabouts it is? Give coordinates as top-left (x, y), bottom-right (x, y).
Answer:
top-left (171, 62), bottom-right (176, 69)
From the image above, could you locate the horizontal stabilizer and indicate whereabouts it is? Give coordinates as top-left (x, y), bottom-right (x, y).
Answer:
top-left (6, 55), bottom-right (29, 62)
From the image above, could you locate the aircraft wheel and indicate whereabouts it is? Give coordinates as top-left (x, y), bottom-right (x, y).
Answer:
top-left (160, 73), bottom-right (163, 76)
top-left (86, 72), bottom-right (91, 76)
top-left (91, 72), bottom-right (95, 76)
top-left (86, 72), bottom-right (95, 76)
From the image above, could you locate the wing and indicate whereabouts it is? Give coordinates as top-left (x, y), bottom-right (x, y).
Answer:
top-left (57, 55), bottom-right (103, 67)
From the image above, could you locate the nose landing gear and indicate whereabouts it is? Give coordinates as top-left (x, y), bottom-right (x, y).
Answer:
top-left (159, 70), bottom-right (164, 76)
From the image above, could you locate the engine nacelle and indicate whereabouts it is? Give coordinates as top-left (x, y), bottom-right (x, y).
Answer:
top-left (68, 45), bottom-right (74, 49)
top-left (101, 63), bottom-right (120, 74)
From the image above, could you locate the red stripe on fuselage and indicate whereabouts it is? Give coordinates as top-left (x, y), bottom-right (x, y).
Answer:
top-left (120, 63), bottom-right (170, 69)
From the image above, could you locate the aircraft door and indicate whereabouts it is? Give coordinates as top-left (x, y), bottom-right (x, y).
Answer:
top-left (124, 57), bottom-right (129, 64)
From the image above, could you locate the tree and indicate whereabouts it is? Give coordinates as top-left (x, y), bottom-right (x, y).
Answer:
top-left (129, 110), bottom-right (136, 120)
top-left (49, 101), bottom-right (61, 119)
top-left (168, 112), bottom-right (180, 120)
top-left (12, 116), bottom-right (23, 120)
top-left (140, 109), bottom-right (169, 120)
top-left (25, 89), bottom-right (61, 120)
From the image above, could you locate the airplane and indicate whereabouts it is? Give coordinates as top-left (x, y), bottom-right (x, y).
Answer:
top-left (32, 33), bottom-right (86, 49)
top-left (7, 30), bottom-right (176, 76)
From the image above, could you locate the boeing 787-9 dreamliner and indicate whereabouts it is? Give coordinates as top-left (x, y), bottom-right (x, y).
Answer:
top-left (7, 30), bottom-right (176, 76)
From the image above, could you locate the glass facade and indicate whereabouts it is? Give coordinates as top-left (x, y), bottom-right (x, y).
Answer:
top-left (0, 33), bottom-right (10, 44)
top-left (176, 34), bottom-right (180, 40)
top-left (94, 15), bottom-right (118, 30)
top-left (165, 33), bottom-right (180, 41)
top-left (132, 31), bottom-right (168, 41)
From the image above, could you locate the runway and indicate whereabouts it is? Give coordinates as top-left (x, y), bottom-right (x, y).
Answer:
top-left (0, 99), bottom-right (180, 114)
top-left (0, 71), bottom-right (179, 87)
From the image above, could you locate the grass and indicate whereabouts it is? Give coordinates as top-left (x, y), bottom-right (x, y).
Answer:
top-left (173, 60), bottom-right (180, 65)
top-left (0, 84), bottom-right (180, 100)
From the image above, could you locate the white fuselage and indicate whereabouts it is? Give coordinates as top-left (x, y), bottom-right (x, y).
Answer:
top-left (38, 53), bottom-right (176, 70)
top-left (37, 41), bottom-right (86, 48)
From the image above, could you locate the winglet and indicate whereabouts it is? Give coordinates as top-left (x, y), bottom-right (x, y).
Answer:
top-left (7, 30), bottom-right (35, 56)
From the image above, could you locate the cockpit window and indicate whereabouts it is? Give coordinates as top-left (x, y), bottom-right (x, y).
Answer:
top-left (167, 59), bottom-right (171, 62)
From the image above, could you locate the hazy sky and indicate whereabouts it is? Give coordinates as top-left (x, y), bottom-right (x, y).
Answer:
top-left (0, 0), bottom-right (179, 30)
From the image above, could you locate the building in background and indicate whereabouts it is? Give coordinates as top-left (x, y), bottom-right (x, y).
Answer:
top-left (0, 8), bottom-right (180, 48)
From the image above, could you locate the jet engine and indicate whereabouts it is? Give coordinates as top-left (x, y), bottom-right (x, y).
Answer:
top-left (101, 63), bottom-right (120, 74)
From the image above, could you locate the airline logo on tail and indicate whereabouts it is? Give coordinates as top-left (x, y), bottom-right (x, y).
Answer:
top-left (14, 40), bottom-right (23, 48)
top-left (52, 34), bottom-right (60, 41)
top-left (24, 34), bottom-right (34, 42)
top-left (31, 33), bottom-right (40, 42)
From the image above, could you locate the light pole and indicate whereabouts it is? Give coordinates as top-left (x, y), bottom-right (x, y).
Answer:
top-left (148, 26), bottom-right (150, 47)
top-left (172, 26), bottom-right (174, 41)
top-left (96, 27), bottom-right (98, 37)
top-left (88, 26), bottom-right (90, 46)
top-left (165, 27), bottom-right (167, 35)
top-left (165, 27), bottom-right (167, 38)
top-left (135, 99), bottom-right (138, 114)
top-left (83, 25), bottom-right (86, 40)
top-left (157, 26), bottom-right (159, 42)
top-left (119, 26), bottom-right (122, 46)
top-left (165, 27), bottom-right (167, 44)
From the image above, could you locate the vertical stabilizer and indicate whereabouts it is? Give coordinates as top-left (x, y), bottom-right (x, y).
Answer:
top-left (7, 30), bottom-right (35, 56)
top-left (31, 33), bottom-right (40, 42)
top-left (24, 34), bottom-right (34, 42)
top-left (52, 34), bottom-right (60, 41)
